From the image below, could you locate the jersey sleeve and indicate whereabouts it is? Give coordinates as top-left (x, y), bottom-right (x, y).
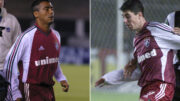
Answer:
top-left (102, 68), bottom-right (141, 84)
top-left (3, 34), bottom-right (27, 100)
top-left (54, 62), bottom-right (67, 82)
top-left (53, 30), bottom-right (67, 82)
top-left (164, 12), bottom-right (175, 27)
top-left (102, 69), bottom-right (124, 84)
top-left (148, 23), bottom-right (180, 50)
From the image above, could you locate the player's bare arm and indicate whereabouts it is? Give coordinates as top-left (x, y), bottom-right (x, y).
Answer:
top-left (60, 80), bottom-right (69, 92)
top-left (124, 58), bottom-right (137, 78)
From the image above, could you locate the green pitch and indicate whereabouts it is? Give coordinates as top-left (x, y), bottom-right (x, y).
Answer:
top-left (91, 90), bottom-right (139, 101)
top-left (54, 64), bottom-right (89, 101)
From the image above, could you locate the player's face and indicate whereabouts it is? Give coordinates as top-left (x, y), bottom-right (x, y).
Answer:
top-left (122, 10), bottom-right (142, 31)
top-left (36, 1), bottom-right (54, 25)
top-left (0, 0), bottom-right (4, 8)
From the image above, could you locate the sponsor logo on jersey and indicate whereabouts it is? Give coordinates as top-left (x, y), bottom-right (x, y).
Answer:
top-left (144, 38), bottom-right (150, 47)
top-left (38, 45), bottom-right (45, 51)
top-left (138, 49), bottom-right (157, 63)
top-left (35, 57), bottom-right (59, 66)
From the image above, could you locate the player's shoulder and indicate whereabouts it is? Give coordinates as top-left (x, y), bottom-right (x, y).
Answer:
top-left (147, 22), bottom-right (173, 33)
top-left (12, 26), bottom-right (37, 46)
top-left (51, 28), bottom-right (60, 36)
top-left (51, 28), bottom-right (61, 41)
top-left (20, 26), bottom-right (37, 40)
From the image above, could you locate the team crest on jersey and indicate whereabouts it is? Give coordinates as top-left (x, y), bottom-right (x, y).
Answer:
top-left (144, 38), bottom-right (150, 47)
top-left (55, 42), bottom-right (59, 50)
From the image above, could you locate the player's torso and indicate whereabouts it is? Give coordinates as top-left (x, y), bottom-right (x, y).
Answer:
top-left (134, 29), bottom-right (163, 72)
top-left (0, 11), bottom-right (13, 40)
top-left (0, 11), bottom-right (16, 47)
top-left (0, 14), bottom-right (15, 65)
top-left (20, 27), bottom-right (60, 85)
top-left (134, 25), bottom-right (175, 87)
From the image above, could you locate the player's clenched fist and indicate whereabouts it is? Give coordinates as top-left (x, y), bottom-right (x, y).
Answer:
top-left (60, 80), bottom-right (69, 92)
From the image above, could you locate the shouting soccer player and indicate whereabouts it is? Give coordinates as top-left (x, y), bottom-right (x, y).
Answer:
top-left (3, 0), bottom-right (69, 101)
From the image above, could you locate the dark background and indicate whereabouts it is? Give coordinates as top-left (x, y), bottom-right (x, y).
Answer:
top-left (5, 0), bottom-right (89, 47)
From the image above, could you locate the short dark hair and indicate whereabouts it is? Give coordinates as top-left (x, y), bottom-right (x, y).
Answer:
top-left (31, 0), bottom-right (51, 12)
top-left (120, 0), bottom-right (144, 15)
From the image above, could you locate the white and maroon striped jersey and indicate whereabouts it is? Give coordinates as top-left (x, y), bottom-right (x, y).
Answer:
top-left (3, 24), bottom-right (67, 100)
top-left (134, 22), bottom-right (180, 87)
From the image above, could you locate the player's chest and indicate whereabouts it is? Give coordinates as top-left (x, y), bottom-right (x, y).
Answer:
top-left (31, 33), bottom-right (60, 56)
top-left (135, 36), bottom-right (161, 63)
top-left (134, 36), bottom-right (159, 55)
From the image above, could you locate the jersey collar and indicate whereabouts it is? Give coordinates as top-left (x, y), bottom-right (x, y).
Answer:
top-left (35, 23), bottom-right (52, 36)
top-left (136, 22), bottom-right (149, 36)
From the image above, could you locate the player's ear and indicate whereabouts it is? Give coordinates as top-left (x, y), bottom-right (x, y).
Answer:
top-left (33, 11), bottom-right (39, 18)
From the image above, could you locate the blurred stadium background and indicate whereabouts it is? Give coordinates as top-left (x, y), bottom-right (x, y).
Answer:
top-left (91, 0), bottom-right (180, 101)
top-left (5, 0), bottom-right (89, 101)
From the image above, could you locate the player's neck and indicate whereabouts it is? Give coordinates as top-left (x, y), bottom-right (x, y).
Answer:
top-left (36, 21), bottom-right (50, 32)
top-left (135, 18), bottom-right (146, 34)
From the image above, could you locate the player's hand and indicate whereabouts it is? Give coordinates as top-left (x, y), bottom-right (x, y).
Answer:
top-left (15, 98), bottom-right (22, 101)
top-left (173, 27), bottom-right (180, 35)
top-left (95, 78), bottom-right (105, 87)
top-left (60, 80), bottom-right (69, 92)
top-left (124, 59), bottom-right (137, 78)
